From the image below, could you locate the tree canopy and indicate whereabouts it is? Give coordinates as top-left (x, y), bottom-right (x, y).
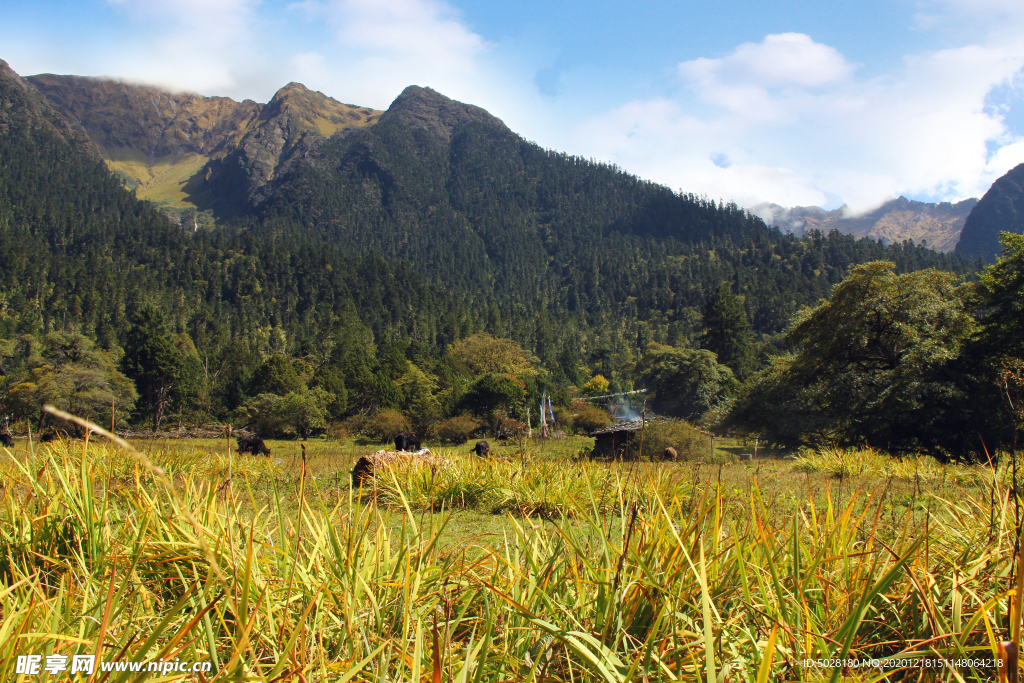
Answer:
top-left (635, 345), bottom-right (735, 422)
top-left (724, 262), bottom-right (979, 455)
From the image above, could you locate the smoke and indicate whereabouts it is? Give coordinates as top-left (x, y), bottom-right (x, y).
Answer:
top-left (607, 397), bottom-right (643, 422)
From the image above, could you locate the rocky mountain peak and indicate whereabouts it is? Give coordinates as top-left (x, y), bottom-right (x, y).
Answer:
top-left (381, 85), bottom-right (506, 140)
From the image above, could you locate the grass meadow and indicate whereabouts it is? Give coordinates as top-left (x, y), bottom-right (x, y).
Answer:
top-left (2, 426), bottom-right (1023, 682)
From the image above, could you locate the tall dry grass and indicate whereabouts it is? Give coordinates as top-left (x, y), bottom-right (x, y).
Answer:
top-left (1, 428), bottom-right (1022, 681)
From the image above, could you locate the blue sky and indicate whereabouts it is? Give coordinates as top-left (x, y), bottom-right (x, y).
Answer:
top-left (2, 0), bottom-right (1023, 214)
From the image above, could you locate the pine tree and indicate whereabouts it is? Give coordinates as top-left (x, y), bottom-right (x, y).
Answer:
top-left (122, 305), bottom-right (188, 431)
top-left (701, 283), bottom-right (755, 379)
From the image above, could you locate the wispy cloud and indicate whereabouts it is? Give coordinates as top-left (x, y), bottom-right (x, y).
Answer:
top-left (101, 0), bottom-right (272, 97)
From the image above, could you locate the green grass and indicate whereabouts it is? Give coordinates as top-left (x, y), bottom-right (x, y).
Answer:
top-left (1, 430), bottom-right (1022, 681)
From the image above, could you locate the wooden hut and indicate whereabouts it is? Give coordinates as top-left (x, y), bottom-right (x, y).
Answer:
top-left (590, 419), bottom-right (648, 459)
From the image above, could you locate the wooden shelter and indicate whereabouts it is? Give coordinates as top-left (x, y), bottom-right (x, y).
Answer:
top-left (590, 419), bottom-right (648, 459)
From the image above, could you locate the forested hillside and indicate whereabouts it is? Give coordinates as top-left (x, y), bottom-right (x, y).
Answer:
top-left (1, 61), bottom-right (992, 449)
top-left (243, 86), bottom-right (977, 349)
top-left (0, 61), bottom-right (479, 425)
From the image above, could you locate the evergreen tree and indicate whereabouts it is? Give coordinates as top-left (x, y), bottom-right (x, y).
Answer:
top-left (701, 283), bottom-right (755, 379)
top-left (249, 355), bottom-right (304, 397)
top-left (122, 305), bottom-right (188, 431)
top-left (975, 232), bottom-right (1024, 359)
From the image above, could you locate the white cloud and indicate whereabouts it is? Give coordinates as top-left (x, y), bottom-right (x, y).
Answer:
top-left (682, 33), bottom-right (852, 91)
top-left (101, 0), bottom-right (274, 98)
top-left (285, 0), bottom-right (492, 107)
top-left (675, 34), bottom-right (854, 122)
top-left (328, 0), bottom-right (485, 71)
top-left (86, 0), bottom-right (499, 108)
top-left (578, 32), bottom-right (1024, 212)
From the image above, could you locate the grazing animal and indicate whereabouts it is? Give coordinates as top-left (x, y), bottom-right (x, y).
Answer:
top-left (470, 440), bottom-right (490, 457)
top-left (0, 433), bottom-right (12, 447)
top-left (40, 432), bottom-right (58, 443)
top-left (663, 447), bottom-right (678, 462)
top-left (394, 432), bottom-right (421, 452)
top-left (236, 435), bottom-right (271, 456)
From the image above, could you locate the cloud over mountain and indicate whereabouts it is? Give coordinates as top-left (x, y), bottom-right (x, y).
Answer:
top-left (579, 26), bottom-right (1024, 214)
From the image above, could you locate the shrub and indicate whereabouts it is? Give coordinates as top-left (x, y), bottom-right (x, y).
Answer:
top-left (435, 415), bottom-right (483, 443)
top-left (572, 406), bottom-right (612, 434)
top-left (341, 413), bottom-right (371, 436)
top-left (324, 424), bottom-right (349, 442)
top-left (581, 374), bottom-right (610, 396)
top-left (366, 409), bottom-right (411, 443)
top-left (235, 390), bottom-right (328, 438)
top-left (498, 416), bottom-right (528, 440)
top-left (637, 419), bottom-right (710, 461)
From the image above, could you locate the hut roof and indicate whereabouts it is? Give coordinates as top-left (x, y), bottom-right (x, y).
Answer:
top-left (590, 418), bottom-right (663, 436)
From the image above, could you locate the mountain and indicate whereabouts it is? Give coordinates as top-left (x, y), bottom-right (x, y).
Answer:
top-left (0, 59), bottom-right (463, 355)
top-left (27, 74), bottom-right (382, 217)
top-left (752, 196), bottom-right (978, 253)
top-left (956, 164), bottom-right (1024, 262)
top-left (239, 85), bottom-right (974, 333)
top-left (2, 61), bottom-right (977, 387)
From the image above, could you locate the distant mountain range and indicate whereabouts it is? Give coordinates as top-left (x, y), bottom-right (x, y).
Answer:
top-left (751, 196), bottom-right (978, 253)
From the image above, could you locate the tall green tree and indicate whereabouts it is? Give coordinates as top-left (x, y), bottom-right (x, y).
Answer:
top-left (701, 283), bottom-right (755, 379)
top-left (122, 305), bottom-right (188, 432)
top-left (724, 262), bottom-right (977, 455)
top-left (8, 332), bottom-right (136, 433)
top-left (635, 345), bottom-right (736, 421)
top-left (974, 232), bottom-right (1024, 360)
top-left (457, 373), bottom-right (527, 416)
top-left (249, 355), bottom-right (304, 397)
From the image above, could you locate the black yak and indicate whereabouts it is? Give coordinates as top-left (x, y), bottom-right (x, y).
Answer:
top-left (394, 432), bottom-right (421, 452)
top-left (237, 435), bottom-right (271, 456)
top-left (470, 440), bottom-right (490, 457)
top-left (0, 433), bottom-right (12, 447)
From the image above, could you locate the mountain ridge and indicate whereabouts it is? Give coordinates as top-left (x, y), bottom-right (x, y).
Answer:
top-left (0, 61), bottom-right (101, 160)
top-left (956, 163), bottom-right (1024, 262)
top-left (752, 195), bottom-right (978, 253)
top-left (26, 73), bottom-right (383, 213)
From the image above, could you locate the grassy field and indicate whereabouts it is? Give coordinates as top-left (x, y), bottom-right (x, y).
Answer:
top-left (1, 429), bottom-right (1022, 681)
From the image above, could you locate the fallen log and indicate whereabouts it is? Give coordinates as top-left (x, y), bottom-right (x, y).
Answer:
top-left (351, 449), bottom-right (451, 486)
